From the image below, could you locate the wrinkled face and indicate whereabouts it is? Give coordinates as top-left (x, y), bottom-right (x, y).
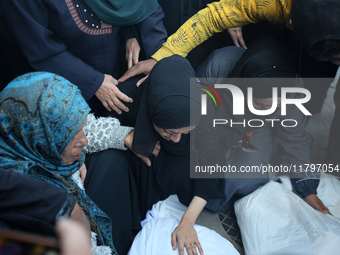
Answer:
top-left (252, 98), bottom-right (282, 110)
top-left (153, 123), bottom-right (196, 143)
top-left (60, 119), bottom-right (88, 166)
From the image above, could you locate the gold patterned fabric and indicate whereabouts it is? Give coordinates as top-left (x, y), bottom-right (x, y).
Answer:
top-left (152, 0), bottom-right (292, 61)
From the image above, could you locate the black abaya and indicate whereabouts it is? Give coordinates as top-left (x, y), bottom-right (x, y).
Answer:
top-left (85, 149), bottom-right (139, 255)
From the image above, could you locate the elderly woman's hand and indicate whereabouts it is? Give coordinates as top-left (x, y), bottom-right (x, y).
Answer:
top-left (95, 74), bottom-right (133, 114)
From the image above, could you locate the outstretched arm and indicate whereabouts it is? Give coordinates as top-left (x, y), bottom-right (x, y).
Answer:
top-left (152, 0), bottom-right (287, 61)
top-left (119, 0), bottom-right (287, 84)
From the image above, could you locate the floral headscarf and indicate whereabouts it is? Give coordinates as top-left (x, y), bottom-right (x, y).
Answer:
top-left (0, 72), bottom-right (115, 251)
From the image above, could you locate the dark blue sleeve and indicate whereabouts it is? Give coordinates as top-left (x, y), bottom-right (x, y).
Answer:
top-left (137, 5), bottom-right (168, 58)
top-left (120, 26), bottom-right (136, 40)
top-left (0, 0), bottom-right (103, 101)
top-left (291, 178), bottom-right (320, 197)
top-left (275, 94), bottom-right (320, 197)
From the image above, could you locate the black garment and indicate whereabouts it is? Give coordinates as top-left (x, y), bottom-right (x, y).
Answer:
top-left (291, 0), bottom-right (340, 54)
top-left (107, 55), bottom-right (224, 217)
top-left (84, 149), bottom-right (138, 255)
top-left (0, 40), bottom-right (15, 91)
top-left (158, 0), bottom-right (217, 36)
top-left (127, 148), bottom-right (192, 218)
top-left (126, 138), bottom-right (223, 218)
top-left (0, 168), bottom-right (75, 236)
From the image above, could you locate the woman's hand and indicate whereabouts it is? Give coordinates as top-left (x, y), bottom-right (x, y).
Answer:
top-left (172, 196), bottom-right (207, 255)
top-left (227, 26), bottom-right (247, 48)
top-left (95, 74), bottom-right (133, 114)
top-left (118, 58), bottom-right (157, 86)
top-left (305, 194), bottom-right (331, 214)
top-left (124, 130), bottom-right (161, 166)
top-left (126, 38), bottom-right (141, 69)
top-left (171, 222), bottom-right (203, 255)
top-left (78, 164), bottom-right (87, 183)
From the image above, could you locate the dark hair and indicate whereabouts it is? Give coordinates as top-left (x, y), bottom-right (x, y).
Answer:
top-left (309, 39), bottom-right (340, 60)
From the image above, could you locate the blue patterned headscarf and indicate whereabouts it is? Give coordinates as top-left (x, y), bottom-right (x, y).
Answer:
top-left (0, 72), bottom-right (115, 251)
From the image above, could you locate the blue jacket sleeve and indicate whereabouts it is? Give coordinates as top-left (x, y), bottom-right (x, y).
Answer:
top-left (0, 0), bottom-right (103, 101)
top-left (137, 5), bottom-right (168, 58)
top-left (275, 94), bottom-right (320, 197)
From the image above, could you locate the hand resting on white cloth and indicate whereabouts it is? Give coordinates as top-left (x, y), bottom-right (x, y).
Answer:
top-left (235, 173), bottom-right (340, 255)
top-left (129, 195), bottom-right (239, 255)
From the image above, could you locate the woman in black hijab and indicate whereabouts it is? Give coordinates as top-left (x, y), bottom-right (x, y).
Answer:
top-left (195, 36), bottom-right (329, 217)
top-left (108, 55), bottom-right (225, 254)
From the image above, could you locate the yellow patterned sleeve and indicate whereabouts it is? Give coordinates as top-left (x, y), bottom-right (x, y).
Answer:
top-left (152, 0), bottom-right (291, 61)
